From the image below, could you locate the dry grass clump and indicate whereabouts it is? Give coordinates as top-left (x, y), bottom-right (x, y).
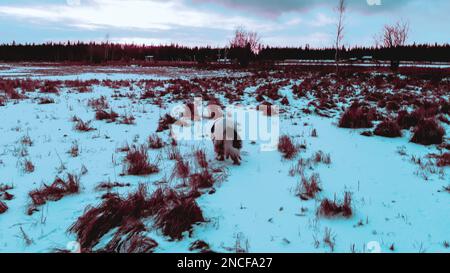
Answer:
top-left (278, 135), bottom-right (299, 160)
top-left (296, 173), bottom-right (322, 200)
top-left (124, 145), bottom-right (159, 176)
top-left (317, 192), bottom-right (352, 218)
top-left (28, 173), bottom-right (80, 215)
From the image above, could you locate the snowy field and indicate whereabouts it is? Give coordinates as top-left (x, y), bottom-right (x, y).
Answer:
top-left (0, 63), bottom-right (449, 253)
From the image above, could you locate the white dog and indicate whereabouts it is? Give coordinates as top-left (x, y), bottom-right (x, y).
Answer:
top-left (210, 117), bottom-right (242, 165)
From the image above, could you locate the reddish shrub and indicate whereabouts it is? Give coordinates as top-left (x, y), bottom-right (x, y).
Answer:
top-left (313, 151), bottom-right (331, 164)
top-left (28, 174), bottom-right (80, 215)
top-left (69, 185), bottom-right (153, 250)
top-left (40, 81), bottom-right (59, 93)
top-left (0, 190), bottom-right (14, 201)
top-left (296, 173), bottom-right (322, 200)
top-left (189, 170), bottom-right (215, 189)
top-left (0, 201), bottom-right (7, 214)
top-left (278, 135), bottom-right (299, 159)
top-left (154, 194), bottom-right (204, 240)
top-left (171, 158), bottom-right (191, 181)
top-left (156, 114), bottom-right (177, 132)
top-left (385, 101), bottom-right (400, 111)
top-left (436, 153), bottom-right (450, 167)
top-left (125, 145), bottom-right (159, 176)
top-left (167, 146), bottom-right (181, 161)
top-left (194, 149), bottom-right (208, 169)
top-left (339, 102), bottom-right (375, 129)
top-left (21, 135), bottom-right (33, 146)
top-left (317, 192), bottom-right (352, 218)
top-left (189, 240), bottom-right (211, 253)
top-left (120, 114), bottom-right (136, 125)
top-left (374, 120), bottom-right (402, 138)
top-left (148, 134), bottom-right (165, 149)
top-left (146, 187), bottom-right (205, 239)
top-left (22, 159), bottom-right (35, 173)
top-left (411, 119), bottom-right (445, 145)
top-left (397, 110), bottom-right (422, 129)
top-left (100, 218), bottom-right (158, 253)
top-left (38, 97), bottom-right (55, 104)
top-left (95, 109), bottom-right (119, 121)
top-left (88, 96), bottom-right (109, 110)
top-left (75, 119), bottom-right (95, 132)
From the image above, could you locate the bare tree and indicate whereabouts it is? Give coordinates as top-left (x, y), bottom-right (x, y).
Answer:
top-left (376, 20), bottom-right (409, 70)
top-left (334, 0), bottom-right (346, 76)
top-left (378, 21), bottom-right (409, 48)
top-left (229, 26), bottom-right (262, 67)
top-left (229, 26), bottom-right (262, 54)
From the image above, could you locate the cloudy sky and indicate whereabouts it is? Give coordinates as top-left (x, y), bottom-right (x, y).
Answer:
top-left (0, 0), bottom-right (448, 48)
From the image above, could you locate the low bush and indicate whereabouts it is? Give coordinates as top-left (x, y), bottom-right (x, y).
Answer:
top-left (148, 134), bottom-right (165, 149)
top-left (69, 185), bottom-right (153, 250)
top-left (153, 192), bottom-right (204, 240)
top-left (278, 135), bottom-right (299, 160)
top-left (411, 118), bottom-right (445, 145)
top-left (0, 201), bottom-right (7, 214)
top-left (156, 114), bottom-right (177, 132)
top-left (125, 145), bottom-right (159, 175)
top-left (339, 102), bottom-right (376, 129)
top-left (296, 173), bottom-right (322, 200)
top-left (28, 174), bottom-right (80, 215)
top-left (317, 192), bottom-right (352, 218)
top-left (75, 119), bottom-right (95, 132)
top-left (95, 109), bottom-right (119, 122)
top-left (374, 120), bottom-right (402, 138)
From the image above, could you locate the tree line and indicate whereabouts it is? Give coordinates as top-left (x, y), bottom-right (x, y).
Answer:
top-left (0, 41), bottom-right (448, 63)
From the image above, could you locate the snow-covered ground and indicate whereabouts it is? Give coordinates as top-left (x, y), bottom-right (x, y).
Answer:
top-left (0, 64), bottom-right (448, 253)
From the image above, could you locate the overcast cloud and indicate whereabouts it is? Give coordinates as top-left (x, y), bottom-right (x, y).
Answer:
top-left (0, 0), bottom-right (448, 47)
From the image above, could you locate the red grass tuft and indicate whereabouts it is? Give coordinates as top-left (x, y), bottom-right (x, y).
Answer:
top-left (119, 114), bottom-right (136, 125)
top-left (374, 119), bottom-right (402, 138)
top-left (313, 151), bottom-right (331, 164)
top-left (148, 134), bottom-right (165, 149)
top-left (100, 218), bottom-right (158, 253)
top-left (189, 169), bottom-right (215, 189)
top-left (172, 158), bottom-right (191, 181)
top-left (411, 118), bottom-right (445, 145)
top-left (156, 114), bottom-right (177, 132)
top-left (40, 81), bottom-right (59, 93)
top-left (75, 119), bottom-right (95, 132)
top-left (296, 173), bottom-right (322, 200)
top-left (278, 135), bottom-right (299, 159)
top-left (88, 96), bottom-right (109, 110)
top-left (317, 192), bottom-right (352, 218)
top-left (22, 158), bottom-right (35, 173)
top-left (125, 145), bottom-right (159, 176)
top-left (69, 184), bottom-right (153, 251)
top-left (194, 148), bottom-right (208, 169)
top-left (28, 173), bottom-right (80, 215)
top-left (167, 146), bottom-right (181, 161)
top-left (0, 200), bottom-right (7, 214)
top-left (153, 192), bottom-right (204, 240)
top-left (436, 153), bottom-right (450, 167)
top-left (95, 109), bottom-right (119, 122)
top-left (339, 102), bottom-right (376, 129)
